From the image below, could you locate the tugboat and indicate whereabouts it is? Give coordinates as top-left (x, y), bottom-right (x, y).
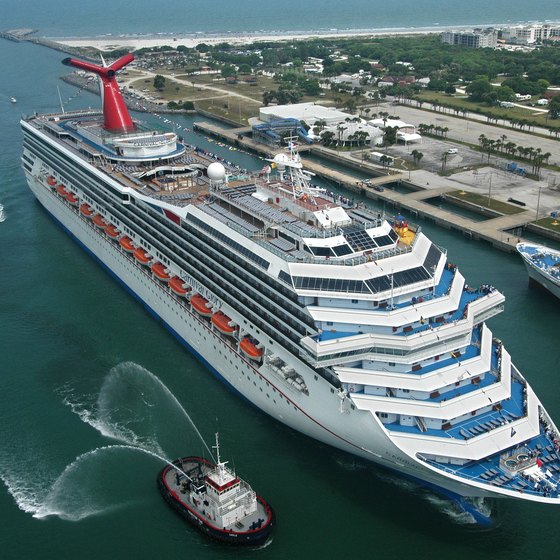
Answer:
top-left (157, 434), bottom-right (273, 544)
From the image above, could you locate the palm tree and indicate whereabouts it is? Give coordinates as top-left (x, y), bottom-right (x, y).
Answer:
top-left (336, 125), bottom-right (347, 149)
top-left (320, 130), bottom-right (335, 147)
top-left (411, 149), bottom-right (424, 167)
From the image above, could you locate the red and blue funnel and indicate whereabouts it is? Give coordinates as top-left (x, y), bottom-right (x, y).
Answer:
top-left (62, 53), bottom-right (136, 132)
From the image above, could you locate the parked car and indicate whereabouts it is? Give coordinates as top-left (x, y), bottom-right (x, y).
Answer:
top-left (447, 148), bottom-right (458, 154)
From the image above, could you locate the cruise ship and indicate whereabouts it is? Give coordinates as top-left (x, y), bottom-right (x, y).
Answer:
top-left (517, 242), bottom-right (560, 300)
top-left (21, 54), bottom-right (560, 520)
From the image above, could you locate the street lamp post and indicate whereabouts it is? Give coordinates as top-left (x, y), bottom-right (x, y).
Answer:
top-left (536, 185), bottom-right (542, 222)
top-left (487, 173), bottom-right (493, 209)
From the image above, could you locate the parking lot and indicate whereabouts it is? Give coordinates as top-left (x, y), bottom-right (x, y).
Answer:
top-left (385, 136), bottom-right (486, 174)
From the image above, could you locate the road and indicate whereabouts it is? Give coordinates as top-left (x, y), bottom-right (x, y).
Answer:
top-left (123, 70), bottom-right (262, 105)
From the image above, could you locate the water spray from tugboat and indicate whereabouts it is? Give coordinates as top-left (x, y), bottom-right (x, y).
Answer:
top-left (2, 362), bottom-right (215, 521)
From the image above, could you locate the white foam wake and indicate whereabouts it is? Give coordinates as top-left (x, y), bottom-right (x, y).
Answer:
top-left (59, 361), bottom-right (214, 460)
top-left (1, 445), bottom-right (163, 521)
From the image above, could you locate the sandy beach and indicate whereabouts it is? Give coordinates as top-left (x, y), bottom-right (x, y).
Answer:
top-left (51, 24), bottom-right (491, 51)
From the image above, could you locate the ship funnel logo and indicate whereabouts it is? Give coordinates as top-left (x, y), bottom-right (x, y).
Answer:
top-left (62, 54), bottom-right (136, 133)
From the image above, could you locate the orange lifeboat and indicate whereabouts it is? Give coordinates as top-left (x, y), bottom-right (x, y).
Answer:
top-left (211, 311), bottom-right (236, 336)
top-left (66, 192), bottom-right (79, 205)
top-left (56, 184), bottom-right (69, 197)
top-left (133, 247), bottom-right (151, 265)
top-left (119, 236), bottom-right (136, 252)
top-left (104, 224), bottom-right (120, 239)
top-left (151, 262), bottom-right (171, 282)
top-left (190, 294), bottom-right (212, 317)
top-left (80, 203), bottom-right (94, 217)
top-left (92, 214), bottom-right (108, 228)
top-left (169, 276), bottom-right (190, 296)
top-left (240, 337), bottom-right (263, 360)
top-left (47, 176), bottom-right (57, 187)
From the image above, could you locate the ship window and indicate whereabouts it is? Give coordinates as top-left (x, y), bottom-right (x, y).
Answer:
top-left (293, 276), bottom-right (370, 294)
top-left (380, 413), bottom-right (388, 419)
top-left (373, 234), bottom-right (393, 247)
top-left (351, 299), bottom-right (358, 304)
top-left (307, 245), bottom-right (334, 257)
top-left (332, 243), bottom-right (353, 256)
top-left (186, 214), bottom-right (269, 270)
top-left (343, 230), bottom-right (378, 251)
top-left (278, 270), bottom-right (293, 286)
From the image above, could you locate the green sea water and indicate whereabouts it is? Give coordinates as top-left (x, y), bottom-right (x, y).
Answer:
top-left (2, 39), bottom-right (560, 560)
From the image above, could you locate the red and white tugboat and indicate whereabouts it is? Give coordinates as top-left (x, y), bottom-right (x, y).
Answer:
top-left (157, 434), bottom-right (273, 544)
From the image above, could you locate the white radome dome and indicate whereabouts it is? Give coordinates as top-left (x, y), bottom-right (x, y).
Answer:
top-left (207, 162), bottom-right (226, 181)
top-left (273, 153), bottom-right (289, 170)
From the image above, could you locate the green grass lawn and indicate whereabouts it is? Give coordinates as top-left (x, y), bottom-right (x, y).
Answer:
top-left (534, 217), bottom-right (560, 232)
top-left (447, 190), bottom-right (525, 215)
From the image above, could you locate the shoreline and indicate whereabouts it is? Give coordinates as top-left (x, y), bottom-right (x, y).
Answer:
top-left (49, 20), bottom-right (560, 51)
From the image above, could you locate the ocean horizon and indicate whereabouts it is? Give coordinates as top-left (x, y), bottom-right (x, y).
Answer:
top-left (3, 0), bottom-right (560, 38)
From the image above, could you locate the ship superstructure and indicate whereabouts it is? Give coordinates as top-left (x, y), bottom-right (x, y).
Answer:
top-left (20, 54), bottom-right (560, 515)
top-left (157, 434), bottom-right (273, 543)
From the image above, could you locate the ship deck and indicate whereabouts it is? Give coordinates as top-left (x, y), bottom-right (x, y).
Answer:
top-left (519, 244), bottom-right (560, 281)
top-left (423, 428), bottom-right (560, 499)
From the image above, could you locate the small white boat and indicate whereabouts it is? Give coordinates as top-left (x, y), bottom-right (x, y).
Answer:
top-left (10, 97), bottom-right (17, 103)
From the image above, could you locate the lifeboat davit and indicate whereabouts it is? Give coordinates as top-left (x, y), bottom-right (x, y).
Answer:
top-left (240, 337), bottom-right (263, 360)
top-left (104, 224), bottom-right (120, 239)
top-left (92, 214), bottom-right (108, 228)
top-left (47, 176), bottom-right (57, 187)
top-left (66, 192), bottom-right (79, 205)
top-left (56, 184), bottom-right (69, 197)
top-left (211, 311), bottom-right (236, 336)
top-left (133, 247), bottom-right (151, 265)
top-left (190, 294), bottom-right (212, 317)
top-left (80, 203), bottom-right (94, 217)
top-left (152, 262), bottom-right (171, 282)
top-left (169, 276), bottom-right (190, 296)
top-left (119, 236), bottom-right (135, 252)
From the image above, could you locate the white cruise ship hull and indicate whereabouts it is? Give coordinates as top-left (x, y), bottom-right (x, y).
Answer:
top-left (25, 170), bottom-right (511, 502)
top-left (523, 260), bottom-right (560, 299)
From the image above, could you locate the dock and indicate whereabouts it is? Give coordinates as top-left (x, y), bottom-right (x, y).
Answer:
top-left (364, 185), bottom-right (534, 252)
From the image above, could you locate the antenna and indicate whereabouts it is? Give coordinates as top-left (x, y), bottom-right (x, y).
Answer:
top-left (62, 53), bottom-right (136, 132)
top-left (213, 432), bottom-right (222, 465)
